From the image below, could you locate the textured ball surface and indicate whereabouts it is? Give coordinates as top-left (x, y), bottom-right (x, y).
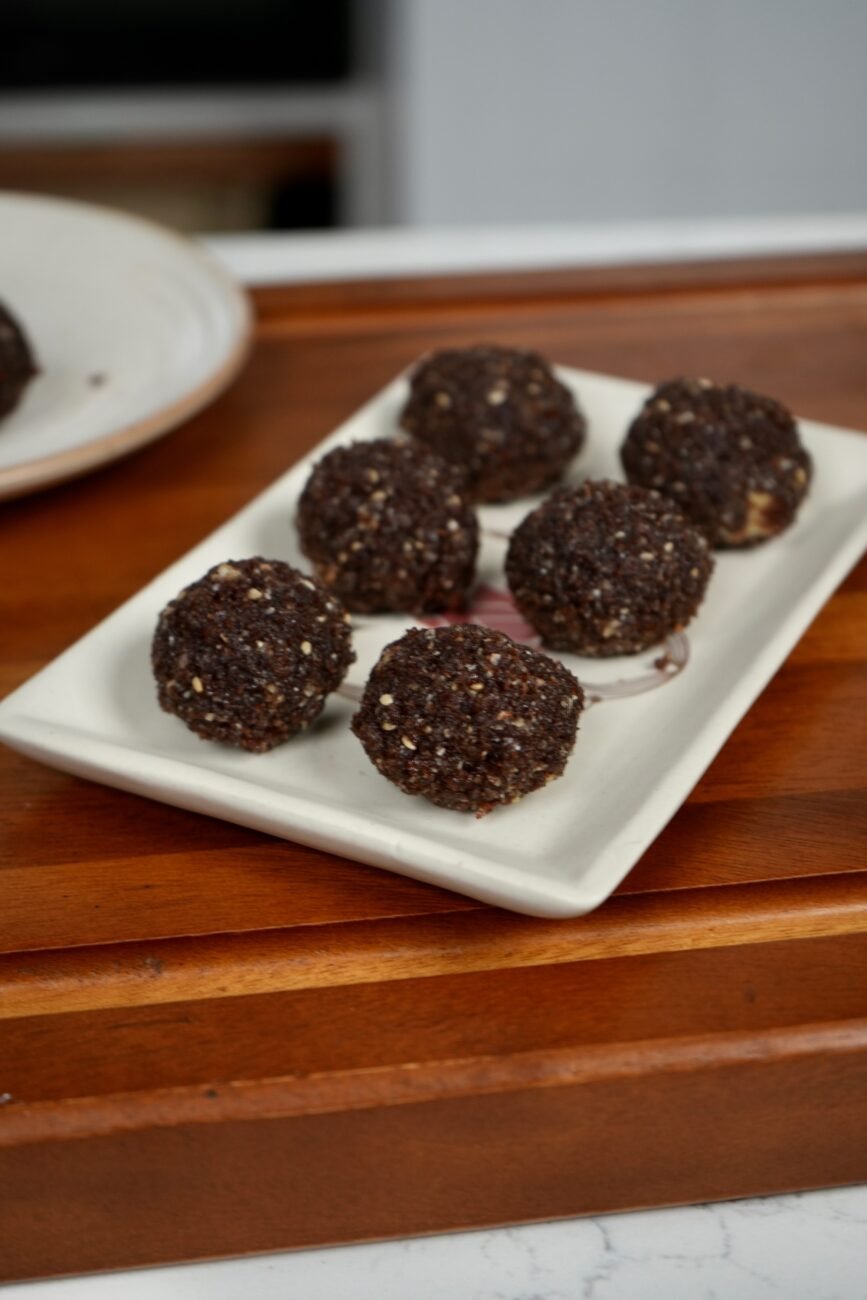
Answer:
top-left (296, 438), bottom-right (478, 613)
top-left (506, 480), bottom-right (713, 656)
top-left (0, 300), bottom-right (37, 421)
top-left (152, 557), bottom-right (354, 751)
top-left (399, 344), bottom-right (586, 503)
top-left (351, 624), bottom-right (584, 815)
top-left (621, 377), bottom-right (811, 547)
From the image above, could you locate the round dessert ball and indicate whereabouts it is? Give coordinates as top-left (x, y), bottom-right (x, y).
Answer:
top-left (399, 344), bottom-right (586, 503)
top-left (152, 557), bottom-right (354, 751)
top-left (506, 480), bottom-right (714, 656)
top-left (296, 438), bottom-right (478, 614)
top-left (621, 377), bottom-right (812, 547)
top-left (0, 300), bottom-right (37, 421)
top-left (351, 625), bottom-right (584, 815)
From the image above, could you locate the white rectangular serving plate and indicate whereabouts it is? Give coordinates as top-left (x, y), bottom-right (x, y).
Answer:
top-left (2, 368), bottom-right (866, 917)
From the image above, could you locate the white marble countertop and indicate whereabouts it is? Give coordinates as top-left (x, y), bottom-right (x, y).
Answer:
top-left (203, 214), bottom-right (867, 288)
top-left (5, 1185), bottom-right (865, 1298)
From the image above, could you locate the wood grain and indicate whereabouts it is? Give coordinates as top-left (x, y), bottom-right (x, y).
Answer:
top-left (4, 933), bottom-right (867, 1107)
top-left (3, 874), bottom-right (867, 1022)
top-left (1, 254), bottom-right (866, 1280)
top-left (6, 1028), bottom-right (867, 1280)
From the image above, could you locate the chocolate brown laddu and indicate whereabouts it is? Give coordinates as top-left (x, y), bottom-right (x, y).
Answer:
top-left (0, 300), bottom-right (37, 421)
top-left (352, 625), bottom-right (584, 815)
top-left (296, 438), bottom-right (478, 613)
top-left (621, 377), bottom-right (811, 547)
top-left (152, 558), bottom-right (354, 751)
top-left (399, 344), bottom-right (586, 503)
top-left (506, 480), bottom-right (713, 656)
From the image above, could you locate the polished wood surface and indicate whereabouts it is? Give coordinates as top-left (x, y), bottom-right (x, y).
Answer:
top-left (1, 253), bottom-right (866, 1279)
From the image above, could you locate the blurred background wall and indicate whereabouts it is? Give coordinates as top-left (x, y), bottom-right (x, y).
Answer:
top-left (388, 0), bottom-right (867, 225)
top-left (1, 0), bottom-right (865, 234)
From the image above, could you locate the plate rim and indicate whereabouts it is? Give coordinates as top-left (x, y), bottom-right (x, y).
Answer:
top-left (0, 190), bottom-right (253, 501)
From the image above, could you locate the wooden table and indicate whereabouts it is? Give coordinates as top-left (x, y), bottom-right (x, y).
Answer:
top-left (2, 255), bottom-right (866, 1281)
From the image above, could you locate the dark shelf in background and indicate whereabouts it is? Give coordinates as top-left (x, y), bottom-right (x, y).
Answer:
top-left (1, 0), bottom-right (353, 89)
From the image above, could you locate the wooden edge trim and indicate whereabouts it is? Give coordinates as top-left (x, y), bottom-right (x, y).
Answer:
top-left (3, 873), bottom-right (867, 1021)
top-left (3, 1017), bottom-right (866, 1149)
top-left (250, 251), bottom-right (867, 320)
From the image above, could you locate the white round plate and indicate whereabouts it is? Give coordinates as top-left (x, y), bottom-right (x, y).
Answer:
top-left (0, 192), bottom-right (252, 501)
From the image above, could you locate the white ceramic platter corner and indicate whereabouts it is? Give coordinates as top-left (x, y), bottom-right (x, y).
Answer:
top-left (1, 367), bottom-right (866, 917)
top-left (0, 192), bottom-right (252, 500)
